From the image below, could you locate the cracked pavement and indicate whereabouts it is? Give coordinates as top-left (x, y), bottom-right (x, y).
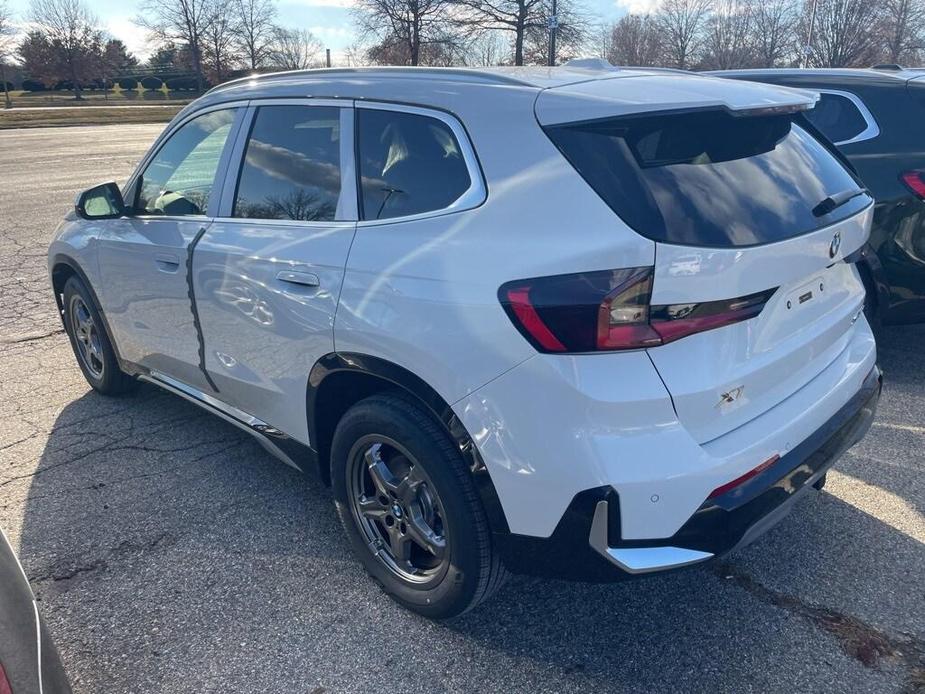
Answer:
top-left (0, 124), bottom-right (923, 693)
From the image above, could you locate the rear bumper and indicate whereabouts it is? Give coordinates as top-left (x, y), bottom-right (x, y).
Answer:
top-left (497, 364), bottom-right (881, 580)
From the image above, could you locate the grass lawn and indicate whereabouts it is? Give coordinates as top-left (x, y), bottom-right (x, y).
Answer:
top-left (7, 88), bottom-right (197, 106)
top-left (0, 105), bottom-right (183, 129)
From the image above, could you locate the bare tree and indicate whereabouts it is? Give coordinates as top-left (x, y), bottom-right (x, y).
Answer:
top-left (880, 0), bottom-right (925, 64)
top-left (800, 0), bottom-right (882, 67)
top-left (364, 32), bottom-right (465, 64)
top-left (268, 27), bottom-right (322, 70)
top-left (136, 0), bottom-right (215, 91)
top-left (233, 0), bottom-right (276, 70)
top-left (455, 0), bottom-right (586, 66)
top-left (701, 0), bottom-right (753, 69)
top-left (203, 8), bottom-right (238, 82)
top-left (607, 13), bottom-right (662, 66)
top-left (521, 0), bottom-right (589, 64)
top-left (0, 0), bottom-right (15, 107)
top-left (29, 0), bottom-right (104, 99)
top-left (454, 0), bottom-right (545, 65)
top-left (462, 28), bottom-right (507, 64)
top-left (751, 0), bottom-right (798, 67)
top-left (653, 0), bottom-right (711, 69)
top-left (590, 21), bottom-right (613, 60)
top-left (343, 39), bottom-right (368, 66)
top-left (353, 0), bottom-right (458, 65)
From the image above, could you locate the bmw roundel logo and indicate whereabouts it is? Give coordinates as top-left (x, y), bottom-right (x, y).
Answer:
top-left (829, 232), bottom-right (841, 259)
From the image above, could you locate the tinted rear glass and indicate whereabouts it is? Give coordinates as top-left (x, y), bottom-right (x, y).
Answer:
top-left (803, 93), bottom-right (869, 143)
top-left (545, 109), bottom-right (869, 247)
top-left (357, 108), bottom-right (471, 220)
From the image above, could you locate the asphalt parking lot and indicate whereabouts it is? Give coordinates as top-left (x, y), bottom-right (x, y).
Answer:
top-left (0, 124), bottom-right (923, 693)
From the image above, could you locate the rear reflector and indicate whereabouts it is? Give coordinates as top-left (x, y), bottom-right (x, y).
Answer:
top-left (708, 454), bottom-right (781, 500)
top-left (901, 169), bottom-right (925, 199)
top-left (499, 268), bottom-right (776, 354)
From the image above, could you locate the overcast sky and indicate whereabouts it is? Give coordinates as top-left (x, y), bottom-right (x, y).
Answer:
top-left (7, 0), bottom-right (648, 62)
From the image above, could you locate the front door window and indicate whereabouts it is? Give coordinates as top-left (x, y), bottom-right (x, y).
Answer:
top-left (136, 109), bottom-right (237, 217)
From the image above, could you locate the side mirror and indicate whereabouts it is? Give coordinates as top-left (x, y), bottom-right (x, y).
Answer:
top-left (75, 182), bottom-right (126, 220)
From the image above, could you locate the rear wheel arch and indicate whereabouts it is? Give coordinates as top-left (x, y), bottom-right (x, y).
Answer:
top-left (307, 353), bottom-right (510, 536)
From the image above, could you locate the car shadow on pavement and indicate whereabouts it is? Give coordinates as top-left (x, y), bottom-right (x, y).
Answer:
top-left (11, 328), bottom-right (924, 692)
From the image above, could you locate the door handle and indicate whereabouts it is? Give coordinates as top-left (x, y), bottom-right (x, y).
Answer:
top-left (276, 270), bottom-right (320, 287)
top-left (155, 253), bottom-right (180, 273)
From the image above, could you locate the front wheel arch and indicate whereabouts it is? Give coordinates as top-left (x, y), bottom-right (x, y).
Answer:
top-left (51, 255), bottom-right (125, 364)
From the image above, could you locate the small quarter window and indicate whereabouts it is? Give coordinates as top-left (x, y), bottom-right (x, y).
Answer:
top-left (803, 92), bottom-right (871, 144)
top-left (357, 108), bottom-right (472, 221)
top-left (234, 105), bottom-right (342, 222)
top-left (137, 109), bottom-right (236, 216)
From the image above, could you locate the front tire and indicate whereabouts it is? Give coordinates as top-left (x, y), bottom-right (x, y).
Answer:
top-left (331, 393), bottom-right (506, 619)
top-left (62, 275), bottom-right (135, 395)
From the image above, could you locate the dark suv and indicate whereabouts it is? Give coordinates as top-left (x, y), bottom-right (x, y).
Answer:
top-left (712, 67), bottom-right (925, 326)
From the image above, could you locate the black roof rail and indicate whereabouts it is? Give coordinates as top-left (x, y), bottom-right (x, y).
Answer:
top-left (871, 63), bottom-right (904, 71)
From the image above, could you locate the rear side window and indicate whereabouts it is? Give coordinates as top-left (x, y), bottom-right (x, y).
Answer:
top-left (357, 108), bottom-right (471, 221)
top-left (234, 105), bottom-right (341, 221)
top-left (546, 109), bottom-right (869, 247)
top-left (803, 92), bottom-right (872, 144)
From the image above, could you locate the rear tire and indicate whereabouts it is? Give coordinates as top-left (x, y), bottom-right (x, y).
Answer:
top-left (331, 392), bottom-right (506, 619)
top-left (62, 275), bottom-right (136, 396)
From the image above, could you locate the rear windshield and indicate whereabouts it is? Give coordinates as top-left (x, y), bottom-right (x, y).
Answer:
top-left (545, 109), bottom-right (870, 247)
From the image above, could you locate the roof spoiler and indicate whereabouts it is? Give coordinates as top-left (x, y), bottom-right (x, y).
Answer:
top-left (536, 76), bottom-right (819, 126)
top-left (730, 101), bottom-right (817, 117)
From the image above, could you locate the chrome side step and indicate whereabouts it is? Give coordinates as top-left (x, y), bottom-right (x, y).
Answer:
top-left (589, 501), bottom-right (713, 574)
top-left (139, 371), bottom-right (303, 471)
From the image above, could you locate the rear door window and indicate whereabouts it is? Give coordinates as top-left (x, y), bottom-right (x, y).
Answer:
top-left (356, 108), bottom-right (472, 221)
top-left (803, 92), bottom-right (873, 144)
top-left (233, 105), bottom-right (342, 221)
top-left (545, 109), bottom-right (870, 247)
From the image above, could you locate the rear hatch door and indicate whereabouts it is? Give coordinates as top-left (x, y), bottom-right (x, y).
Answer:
top-left (540, 77), bottom-right (873, 443)
top-left (648, 215), bottom-right (871, 443)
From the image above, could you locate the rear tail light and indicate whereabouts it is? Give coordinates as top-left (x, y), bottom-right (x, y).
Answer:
top-left (0, 662), bottom-right (11, 694)
top-left (649, 288), bottom-right (776, 343)
top-left (499, 267), bottom-right (776, 354)
top-left (901, 169), bottom-right (925, 199)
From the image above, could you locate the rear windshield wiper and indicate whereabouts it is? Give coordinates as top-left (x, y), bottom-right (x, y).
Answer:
top-left (812, 187), bottom-right (869, 217)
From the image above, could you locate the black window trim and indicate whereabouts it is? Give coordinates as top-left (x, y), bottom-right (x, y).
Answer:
top-left (354, 101), bottom-right (487, 226)
top-left (811, 89), bottom-right (880, 146)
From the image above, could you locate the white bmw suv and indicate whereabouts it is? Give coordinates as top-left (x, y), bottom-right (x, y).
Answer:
top-left (49, 64), bottom-right (881, 618)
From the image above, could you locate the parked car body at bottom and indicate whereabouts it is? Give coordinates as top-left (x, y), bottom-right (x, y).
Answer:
top-left (0, 527), bottom-right (71, 694)
top-left (49, 65), bottom-right (881, 618)
top-left (712, 66), bottom-right (925, 327)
